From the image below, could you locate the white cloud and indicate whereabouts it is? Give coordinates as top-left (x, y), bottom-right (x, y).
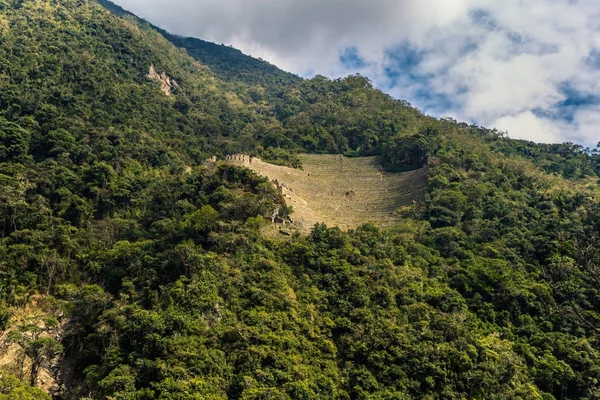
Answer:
top-left (569, 106), bottom-right (600, 145)
top-left (492, 111), bottom-right (564, 143)
top-left (114, 0), bottom-right (470, 74)
top-left (113, 0), bottom-right (600, 146)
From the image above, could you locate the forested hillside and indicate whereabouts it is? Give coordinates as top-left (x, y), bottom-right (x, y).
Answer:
top-left (1, 0), bottom-right (600, 399)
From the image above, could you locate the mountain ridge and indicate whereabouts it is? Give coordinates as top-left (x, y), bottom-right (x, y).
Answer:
top-left (96, 0), bottom-right (302, 87)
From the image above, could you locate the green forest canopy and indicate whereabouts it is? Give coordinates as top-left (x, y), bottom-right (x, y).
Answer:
top-left (1, 0), bottom-right (600, 399)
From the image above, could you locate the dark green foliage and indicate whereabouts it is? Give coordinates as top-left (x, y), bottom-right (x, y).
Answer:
top-left (380, 132), bottom-right (430, 171)
top-left (165, 35), bottom-right (301, 89)
top-left (492, 139), bottom-right (597, 179)
top-left (0, 118), bottom-right (30, 162)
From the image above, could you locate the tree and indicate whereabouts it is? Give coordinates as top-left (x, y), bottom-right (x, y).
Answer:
top-left (7, 316), bottom-right (63, 387)
top-left (380, 133), bottom-right (429, 171)
top-left (543, 237), bottom-right (600, 336)
top-left (0, 118), bottom-right (30, 162)
top-left (0, 374), bottom-right (51, 400)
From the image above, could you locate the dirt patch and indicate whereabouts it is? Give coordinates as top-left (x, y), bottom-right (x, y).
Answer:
top-left (225, 154), bottom-right (427, 232)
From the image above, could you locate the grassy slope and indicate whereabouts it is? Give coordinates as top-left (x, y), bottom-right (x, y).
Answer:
top-left (226, 154), bottom-right (428, 231)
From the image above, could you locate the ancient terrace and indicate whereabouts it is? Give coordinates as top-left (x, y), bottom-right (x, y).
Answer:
top-left (224, 154), bottom-right (427, 232)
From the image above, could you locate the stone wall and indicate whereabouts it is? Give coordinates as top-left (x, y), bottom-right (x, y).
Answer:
top-left (224, 154), bottom-right (258, 165)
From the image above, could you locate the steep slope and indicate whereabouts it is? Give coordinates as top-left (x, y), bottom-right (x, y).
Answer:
top-left (1, 1), bottom-right (600, 399)
top-left (0, 0), bottom-right (429, 168)
top-left (96, 1), bottom-right (431, 162)
top-left (97, 0), bottom-right (302, 88)
top-left (0, 0), bottom-right (267, 164)
top-left (226, 154), bottom-right (427, 231)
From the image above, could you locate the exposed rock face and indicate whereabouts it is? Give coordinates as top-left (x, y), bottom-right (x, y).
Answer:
top-left (147, 64), bottom-right (179, 96)
top-left (0, 297), bottom-right (66, 396)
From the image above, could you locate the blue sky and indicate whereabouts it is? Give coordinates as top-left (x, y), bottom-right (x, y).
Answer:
top-left (115, 0), bottom-right (600, 147)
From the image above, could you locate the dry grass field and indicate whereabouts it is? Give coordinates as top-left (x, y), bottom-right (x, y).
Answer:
top-left (225, 154), bottom-right (427, 232)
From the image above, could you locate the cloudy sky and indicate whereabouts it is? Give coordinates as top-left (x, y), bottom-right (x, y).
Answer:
top-left (113, 0), bottom-right (600, 147)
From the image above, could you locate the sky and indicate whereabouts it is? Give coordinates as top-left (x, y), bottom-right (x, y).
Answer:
top-left (113, 0), bottom-right (600, 147)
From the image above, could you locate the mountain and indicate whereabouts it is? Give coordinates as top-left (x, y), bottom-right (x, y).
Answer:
top-left (1, 0), bottom-right (600, 399)
top-left (96, 0), bottom-right (302, 89)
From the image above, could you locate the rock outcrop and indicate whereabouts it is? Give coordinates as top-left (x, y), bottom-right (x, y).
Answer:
top-left (147, 64), bottom-right (179, 96)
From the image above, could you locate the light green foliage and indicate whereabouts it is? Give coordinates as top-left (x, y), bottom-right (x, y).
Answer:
top-left (186, 205), bottom-right (220, 232)
top-left (0, 374), bottom-right (50, 399)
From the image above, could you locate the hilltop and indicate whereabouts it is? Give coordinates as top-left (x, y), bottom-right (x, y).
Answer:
top-left (0, 0), bottom-right (600, 399)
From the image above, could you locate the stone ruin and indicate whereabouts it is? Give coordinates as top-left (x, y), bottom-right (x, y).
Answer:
top-left (218, 153), bottom-right (427, 233)
top-left (273, 179), bottom-right (293, 198)
top-left (203, 156), bottom-right (218, 167)
top-left (224, 155), bottom-right (295, 198)
top-left (223, 155), bottom-right (300, 228)
top-left (224, 154), bottom-right (293, 194)
top-left (224, 154), bottom-right (257, 164)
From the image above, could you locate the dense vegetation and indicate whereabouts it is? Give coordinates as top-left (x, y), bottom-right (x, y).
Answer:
top-left (1, 0), bottom-right (600, 399)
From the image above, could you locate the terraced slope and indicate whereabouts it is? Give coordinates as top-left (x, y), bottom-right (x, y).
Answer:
top-left (226, 154), bottom-right (427, 231)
